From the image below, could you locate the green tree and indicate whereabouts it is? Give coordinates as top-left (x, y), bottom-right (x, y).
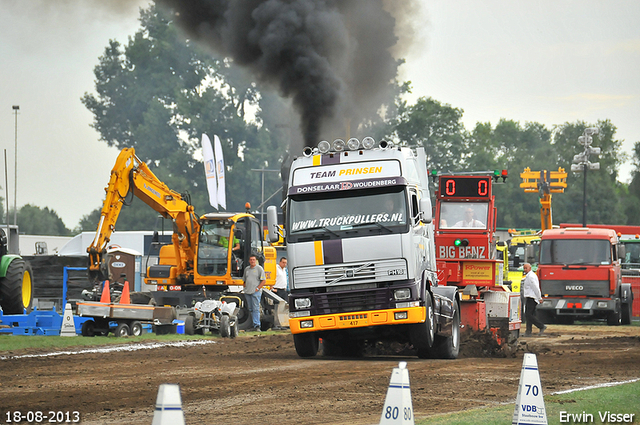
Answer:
top-left (392, 97), bottom-right (467, 173)
top-left (81, 5), bottom-right (285, 231)
top-left (551, 120), bottom-right (627, 226)
top-left (16, 205), bottom-right (71, 236)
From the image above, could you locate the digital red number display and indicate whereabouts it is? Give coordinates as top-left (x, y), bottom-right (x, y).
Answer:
top-left (439, 177), bottom-right (491, 198)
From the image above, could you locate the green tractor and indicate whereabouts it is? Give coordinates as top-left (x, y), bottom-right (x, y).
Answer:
top-left (0, 228), bottom-right (33, 314)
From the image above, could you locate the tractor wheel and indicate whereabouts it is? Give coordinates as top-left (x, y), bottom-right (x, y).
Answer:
top-left (0, 258), bottom-right (33, 314)
top-left (114, 323), bottom-right (131, 337)
top-left (219, 314), bottom-right (231, 338)
top-left (130, 321), bottom-right (143, 337)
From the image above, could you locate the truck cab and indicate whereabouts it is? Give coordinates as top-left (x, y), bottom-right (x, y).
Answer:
top-left (537, 227), bottom-right (632, 325)
top-left (268, 138), bottom-right (459, 359)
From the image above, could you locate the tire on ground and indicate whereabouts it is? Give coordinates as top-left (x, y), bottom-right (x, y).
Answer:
top-left (293, 332), bottom-right (319, 358)
top-left (220, 314), bottom-right (231, 338)
top-left (115, 323), bottom-right (131, 337)
top-left (410, 295), bottom-right (435, 359)
top-left (0, 258), bottom-right (33, 314)
top-left (621, 301), bottom-right (632, 325)
top-left (81, 320), bottom-right (96, 337)
top-left (230, 317), bottom-right (239, 338)
top-left (430, 301), bottom-right (461, 359)
top-left (130, 321), bottom-right (143, 336)
top-left (184, 315), bottom-right (196, 335)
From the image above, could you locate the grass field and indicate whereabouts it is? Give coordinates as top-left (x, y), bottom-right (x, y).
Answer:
top-left (417, 380), bottom-right (640, 425)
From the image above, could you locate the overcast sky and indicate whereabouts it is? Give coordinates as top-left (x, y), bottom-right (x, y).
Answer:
top-left (1, 1), bottom-right (638, 230)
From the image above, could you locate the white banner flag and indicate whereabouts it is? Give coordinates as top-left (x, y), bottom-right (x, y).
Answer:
top-left (213, 135), bottom-right (226, 210)
top-left (202, 134), bottom-right (218, 209)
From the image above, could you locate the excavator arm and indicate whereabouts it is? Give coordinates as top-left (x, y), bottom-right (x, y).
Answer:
top-left (520, 167), bottom-right (567, 232)
top-left (87, 148), bottom-right (200, 281)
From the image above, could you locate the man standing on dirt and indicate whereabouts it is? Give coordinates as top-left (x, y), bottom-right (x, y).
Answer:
top-left (244, 254), bottom-right (266, 332)
top-left (273, 257), bottom-right (288, 299)
top-left (522, 262), bottom-right (547, 336)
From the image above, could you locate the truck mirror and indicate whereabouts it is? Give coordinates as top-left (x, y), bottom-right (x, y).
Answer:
top-left (618, 244), bottom-right (625, 262)
top-left (266, 206), bottom-right (281, 243)
top-left (419, 198), bottom-right (433, 224)
top-left (525, 245), bottom-right (535, 263)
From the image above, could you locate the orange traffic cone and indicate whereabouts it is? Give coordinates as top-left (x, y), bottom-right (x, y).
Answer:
top-left (100, 280), bottom-right (111, 303)
top-left (119, 281), bottom-right (131, 305)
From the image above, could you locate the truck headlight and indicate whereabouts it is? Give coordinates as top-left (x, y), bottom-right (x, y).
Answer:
top-left (294, 298), bottom-right (312, 309)
top-left (597, 301), bottom-right (608, 308)
top-left (394, 288), bottom-right (411, 301)
top-left (394, 311), bottom-right (408, 320)
top-left (300, 320), bottom-right (314, 328)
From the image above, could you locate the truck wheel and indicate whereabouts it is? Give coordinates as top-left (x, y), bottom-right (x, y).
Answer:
top-left (115, 323), bottom-right (131, 337)
top-left (130, 321), bottom-right (143, 336)
top-left (0, 258), bottom-right (33, 314)
top-left (621, 302), bottom-right (632, 326)
top-left (607, 308), bottom-right (621, 326)
top-left (431, 302), bottom-right (461, 359)
top-left (411, 295), bottom-right (435, 357)
top-left (293, 333), bottom-right (319, 357)
top-left (184, 315), bottom-right (196, 335)
top-left (220, 314), bottom-right (231, 338)
top-left (81, 320), bottom-right (96, 337)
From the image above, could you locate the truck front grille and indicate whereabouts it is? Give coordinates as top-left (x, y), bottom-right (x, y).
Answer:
top-left (293, 259), bottom-right (407, 289)
top-left (314, 287), bottom-right (391, 315)
top-left (540, 280), bottom-right (609, 298)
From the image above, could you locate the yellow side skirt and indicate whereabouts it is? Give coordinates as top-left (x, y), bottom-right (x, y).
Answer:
top-left (290, 306), bottom-right (426, 334)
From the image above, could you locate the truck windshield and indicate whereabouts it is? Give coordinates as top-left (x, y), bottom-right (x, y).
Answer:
top-left (196, 221), bottom-right (233, 276)
top-left (539, 239), bottom-right (611, 265)
top-left (439, 202), bottom-right (488, 229)
top-left (288, 187), bottom-right (408, 239)
top-left (622, 241), bottom-right (640, 268)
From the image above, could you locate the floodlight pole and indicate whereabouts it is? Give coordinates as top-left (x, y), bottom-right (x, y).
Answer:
top-left (12, 105), bottom-right (19, 226)
top-left (582, 163), bottom-right (587, 227)
top-left (571, 127), bottom-right (600, 228)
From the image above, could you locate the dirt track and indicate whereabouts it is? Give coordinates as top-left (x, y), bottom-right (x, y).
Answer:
top-left (1, 324), bottom-right (639, 425)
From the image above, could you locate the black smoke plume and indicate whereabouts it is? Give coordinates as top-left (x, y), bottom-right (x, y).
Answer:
top-left (156, 0), bottom-right (410, 147)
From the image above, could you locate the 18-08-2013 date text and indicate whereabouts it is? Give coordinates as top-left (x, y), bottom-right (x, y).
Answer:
top-left (4, 411), bottom-right (80, 423)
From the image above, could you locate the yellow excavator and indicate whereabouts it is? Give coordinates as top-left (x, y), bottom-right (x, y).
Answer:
top-left (86, 148), bottom-right (282, 330)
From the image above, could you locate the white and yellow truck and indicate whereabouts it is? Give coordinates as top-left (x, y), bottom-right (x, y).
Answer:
top-left (267, 137), bottom-right (459, 358)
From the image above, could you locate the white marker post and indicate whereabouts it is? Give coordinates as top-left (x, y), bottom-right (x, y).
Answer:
top-left (152, 384), bottom-right (185, 425)
top-left (380, 361), bottom-right (414, 425)
top-left (60, 303), bottom-right (77, 337)
top-left (513, 353), bottom-right (547, 425)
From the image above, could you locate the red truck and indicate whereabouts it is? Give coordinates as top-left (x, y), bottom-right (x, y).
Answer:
top-left (536, 227), bottom-right (633, 325)
top-left (434, 172), bottom-right (521, 345)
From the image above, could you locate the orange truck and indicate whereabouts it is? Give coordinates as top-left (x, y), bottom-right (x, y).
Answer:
top-left (536, 227), bottom-right (633, 325)
top-left (559, 223), bottom-right (640, 319)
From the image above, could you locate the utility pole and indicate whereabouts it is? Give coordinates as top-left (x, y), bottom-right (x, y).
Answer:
top-left (571, 127), bottom-right (601, 227)
top-left (12, 105), bottom-right (19, 226)
top-left (251, 168), bottom-right (280, 227)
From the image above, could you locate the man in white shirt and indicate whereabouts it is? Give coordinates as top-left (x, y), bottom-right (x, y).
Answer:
top-left (274, 257), bottom-right (288, 299)
top-left (522, 262), bottom-right (547, 336)
top-left (453, 208), bottom-right (485, 228)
